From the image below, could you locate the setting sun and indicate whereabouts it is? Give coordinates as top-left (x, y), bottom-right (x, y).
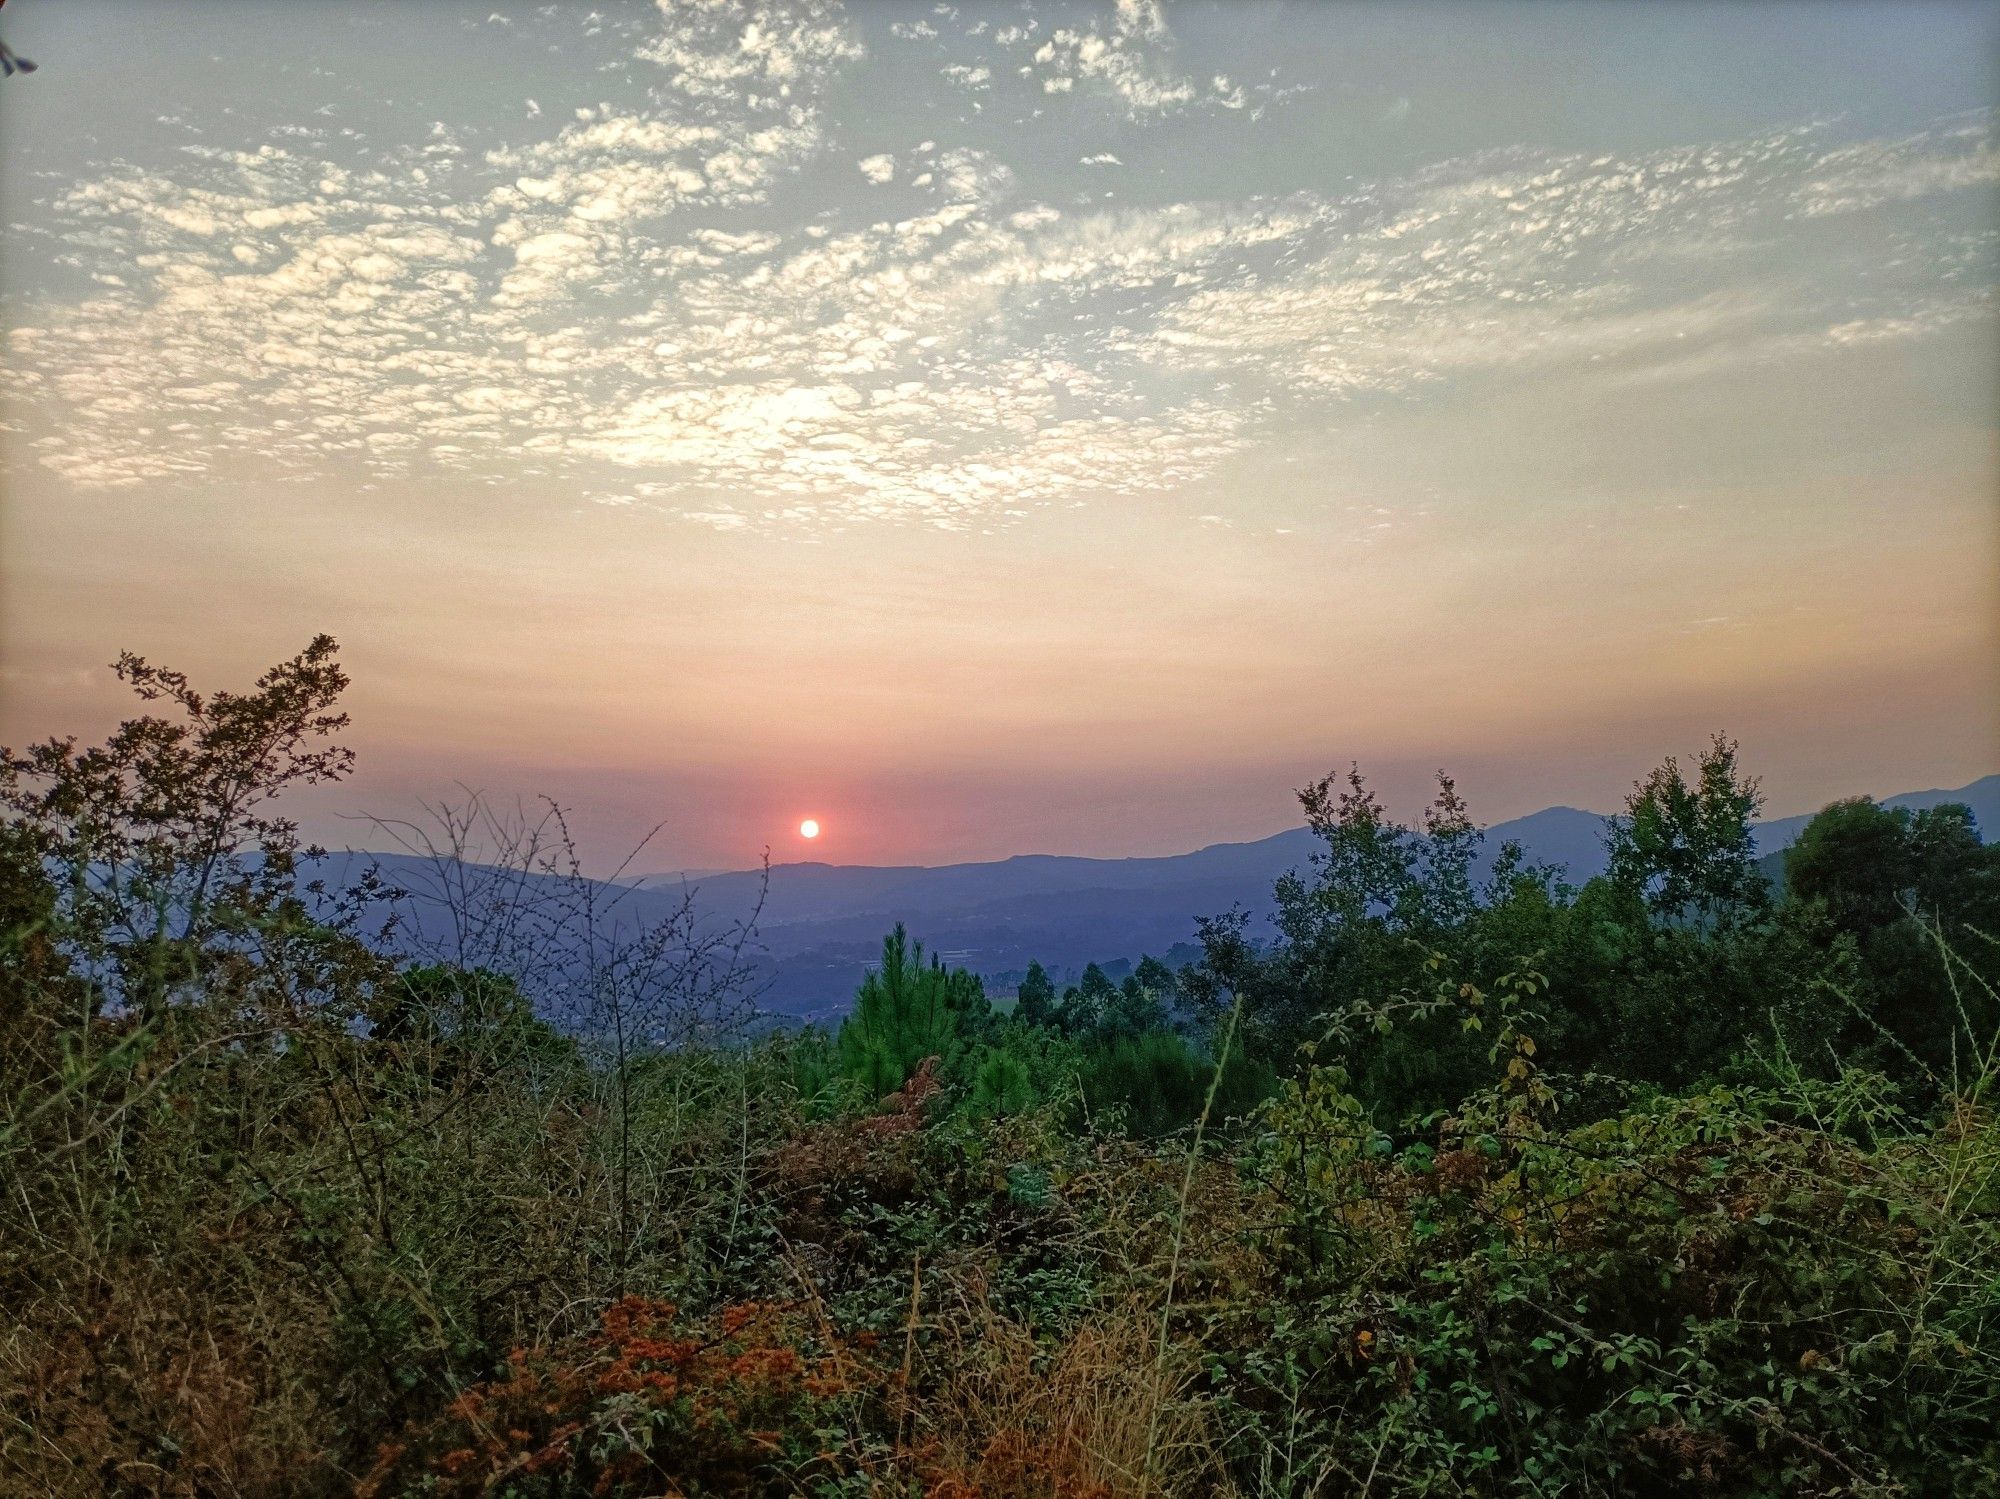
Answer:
top-left (799, 818), bottom-right (820, 840)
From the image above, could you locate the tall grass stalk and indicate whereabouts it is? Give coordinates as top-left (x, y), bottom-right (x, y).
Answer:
top-left (1140, 986), bottom-right (1245, 1498)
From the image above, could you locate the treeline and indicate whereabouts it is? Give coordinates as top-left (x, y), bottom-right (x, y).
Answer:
top-left (792, 931), bottom-right (1270, 1138)
top-left (808, 737), bottom-right (1999, 1144)
top-left (1180, 742), bottom-right (2000, 1121)
top-left (3, 639), bottom-right (1997, 1497)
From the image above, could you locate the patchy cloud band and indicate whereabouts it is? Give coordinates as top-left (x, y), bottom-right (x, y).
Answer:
top-left (3, 3), bottom-right (1995, 530)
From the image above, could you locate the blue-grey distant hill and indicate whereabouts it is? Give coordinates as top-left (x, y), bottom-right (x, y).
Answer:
top-left (314, 775), bottom-right (1997, 1024)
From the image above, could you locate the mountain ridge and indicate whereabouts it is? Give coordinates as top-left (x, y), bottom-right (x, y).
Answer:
top-left (315, 775), bottom-right (1997, 1019)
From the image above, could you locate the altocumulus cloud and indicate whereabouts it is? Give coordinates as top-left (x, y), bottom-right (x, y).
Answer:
top-left (2, 2), bottom-right (1995, 531)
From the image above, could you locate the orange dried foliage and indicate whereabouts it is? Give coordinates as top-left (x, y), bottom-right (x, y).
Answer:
top-left (358, 1297), bottom-right (883, 1498)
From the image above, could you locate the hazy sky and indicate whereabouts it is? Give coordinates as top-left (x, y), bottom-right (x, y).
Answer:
top-left (2, 0), bottom-right (1997, 872)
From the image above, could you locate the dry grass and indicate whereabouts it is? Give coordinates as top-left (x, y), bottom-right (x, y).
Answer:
top-left (1, 1261), bottom-right (339, 1498)
top-left (903, 1275), bottom-right (1235, 1499)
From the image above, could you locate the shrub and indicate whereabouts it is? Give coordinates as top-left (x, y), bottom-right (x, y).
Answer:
top-left (358, 1298), bottom-right (889, 1497)
top-left (1217, 952), bottom-right (2000, 1496)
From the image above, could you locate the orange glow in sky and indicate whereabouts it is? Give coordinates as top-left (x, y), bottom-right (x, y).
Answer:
top-left (0, 2), bottom-right (1994, 875)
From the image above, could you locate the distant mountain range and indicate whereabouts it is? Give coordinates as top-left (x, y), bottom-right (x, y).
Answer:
top-left (316, 775), bottom-right (1998, 1024)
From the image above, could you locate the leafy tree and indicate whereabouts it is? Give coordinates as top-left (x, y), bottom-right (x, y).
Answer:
top-left (1188, 770), bottom-right (1513, 1081)
top-left (0, 635), bottom-right (383, 1022)
top-left (369, 964), bottom-right (575, 1084)
top-left (1416, 772), bottom-right (1484, 929)
top-left (1606, 733), bottom-right (1767, 927)
top-left (1787, 797), bottom-right (1997, 935)
top-left (1180, 747), bottom-right (1923, 1116)
top-left (835, 925), bottom-right (983, 1099)
top-left (1014, 959), bottom-right (1058, 1027)
top-left (1291, 765), bottom-right (1419, 926)
top-left (1058, 961), bottom-right (1118, 1034)
top-left (1133, 953), bottom-right (1177, 1003)
top-left (1103, 970), bottom-right (1168, 1039)
top-left (1783, 796), bottom-right (2000, 1080)
top-left (1785, 797), bottom-right (1919, 930)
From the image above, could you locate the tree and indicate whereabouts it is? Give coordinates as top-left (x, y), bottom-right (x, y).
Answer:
top-left (1083, 1028), bottom-right (1273, 1134)
top-left (1058, 961), bottom-right (1118, 1034)
top-left (1292, 765), bottom-right (1418, 926)
top-left (368, 963), bottom-right (574, 1084)
top-left (0, 635), bottom-right (384, 1022)
top-left (1784, 798), bottom-right (1917, 932)
top-left (1606, 733), bottom-right (1767, 927)
top-left (1133, 953), bottom-right (1177, 1004)
top-left (1103, 969), bottom-right (1167, 1039)
top-left (969, 1045), bottom-right (1035, 1117)
top-left (1906, 804), bottom-right (1996, 920)
top-left (1014, 959), bottom-right (1058, 1027)
top-left (1416, 772), bottom-right (1484, 929)
top-left (835, 925), bottom-right (981, 1099)
top-left (1191, 770), bottom-right (1497, 1077)
top-left (1782, 796), bottom-right (2000, 1081)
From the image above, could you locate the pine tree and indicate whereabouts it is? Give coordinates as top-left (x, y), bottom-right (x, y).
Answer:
top-left (969, 1045), bottom-right (1036, 1116)
top-left (836, 924), bottom-right (976, 1099)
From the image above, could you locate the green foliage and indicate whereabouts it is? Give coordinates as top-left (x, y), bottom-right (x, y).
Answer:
top-left (1103, 970), bottom-right (1168, 1039)
top-left (1084, 1027), bottom-right (1273, 1135)
top-left (970, 1041), bottom-right (1037, 1116)
top-left (834, 923), bottom-right (985, 1099)
top-left (785, 1023), bottom-right (852, 1118)
top-left (1224, 945), bottom-right (2000, 1498)
top-left (1015, 957), bottom-right (1059, 1027)
top-left (0, 634), bottom-right (385, 1023)
top-left (1185, 739), bottom-right (1992, 1125)
top-left (368, 963), bottom-right (578, 1082)
top-left (1607, 732), bottom-right (1768, 928)
top-left (1183, 767), bottom-right (1573, 1112)
top-left (1057, 959), bottom-right (1119, 1033)
top-left (1782, 796), bottom-right (2000, 1084)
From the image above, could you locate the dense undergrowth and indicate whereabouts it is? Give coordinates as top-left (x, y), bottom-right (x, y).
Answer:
top-left (4, 639), bottom-right (1998, 1497)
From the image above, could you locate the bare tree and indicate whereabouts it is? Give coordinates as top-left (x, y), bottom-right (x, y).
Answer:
top-left (354, 792), bottom-right (770, 1291)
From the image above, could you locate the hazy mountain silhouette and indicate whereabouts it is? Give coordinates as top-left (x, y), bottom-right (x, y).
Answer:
top-left (316, 775), bottom-right (1996, 1022)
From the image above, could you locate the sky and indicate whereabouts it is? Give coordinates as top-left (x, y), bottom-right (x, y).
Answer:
top-left (1, 0), bottom-right (1997, 874)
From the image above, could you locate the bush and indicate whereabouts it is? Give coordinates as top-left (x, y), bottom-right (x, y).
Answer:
top-left (357, 1298), bottom-right (890, 1497)
top-left (1084, 1028), bottom-right (1273, 1135)
top-left (1216, 953), bottom-right (2000, 1496)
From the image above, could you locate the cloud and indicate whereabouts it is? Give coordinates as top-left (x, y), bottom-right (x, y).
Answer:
top-left (1142, 123), bottom-right (2000, 400)
top-left (636, 0), bottom-right (861, 111)
top-left (3, 6), bottom-right (1993, 536)
top-left (1007, 0), bottom-right (1244, 117)
top-left (1793, 120), bottom-right (2000, 216)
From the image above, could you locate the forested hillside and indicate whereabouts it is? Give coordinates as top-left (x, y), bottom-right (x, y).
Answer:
top-left (302, 779), bottom-right (1999, 1024)
top-left (5, 641), bottom-right (1997, 1497)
